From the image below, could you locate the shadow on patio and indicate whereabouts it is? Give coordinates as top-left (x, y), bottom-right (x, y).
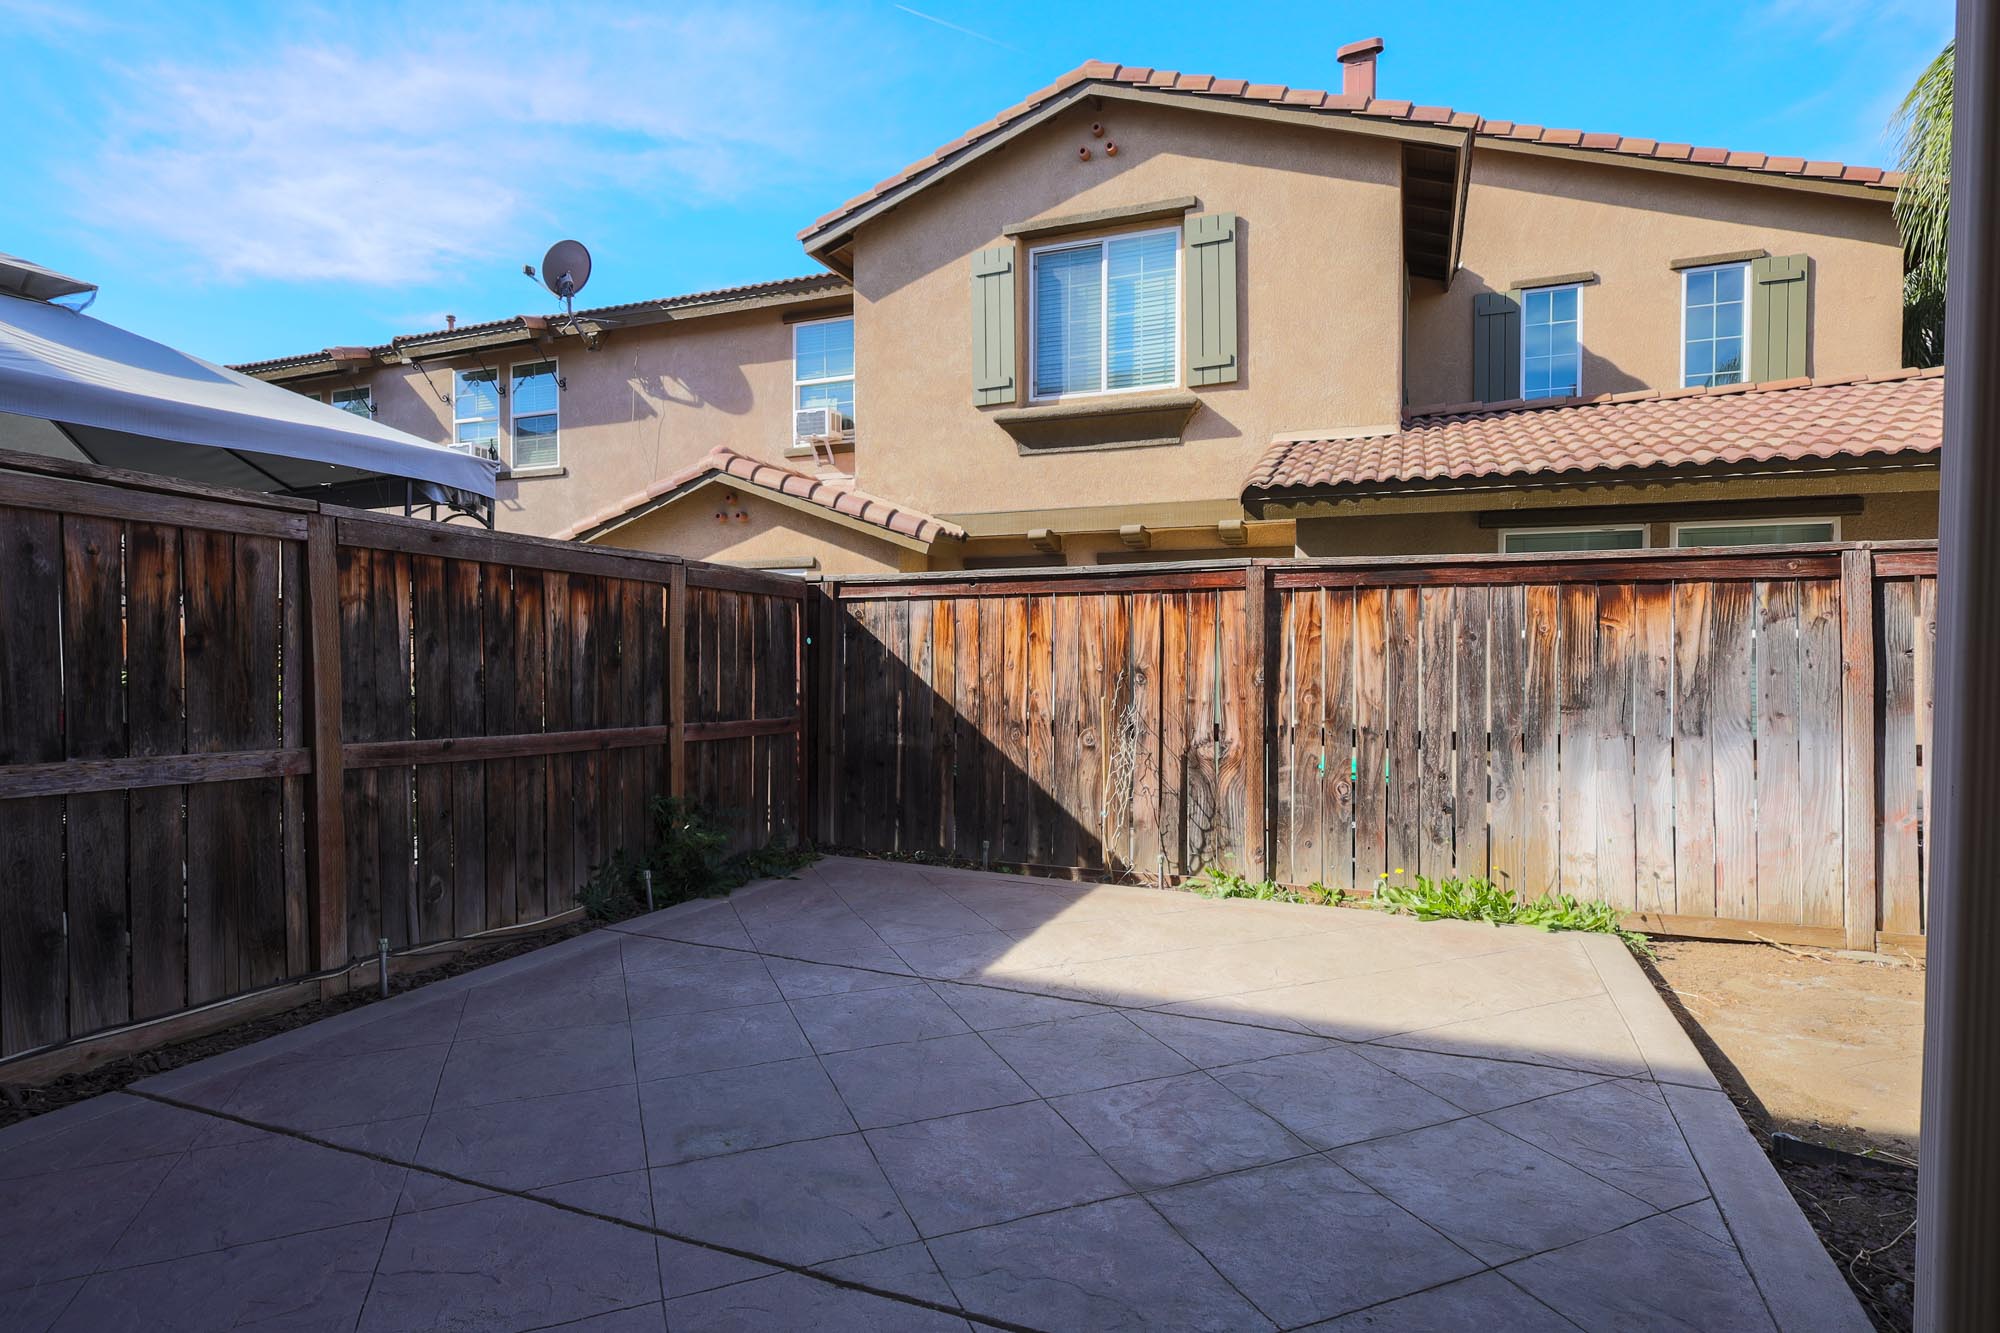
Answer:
top-left (0, 857), bottom-right (1866, 1332)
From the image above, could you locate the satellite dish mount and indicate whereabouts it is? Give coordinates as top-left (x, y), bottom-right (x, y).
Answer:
top-left (525, 240), bottom-right (593, 334)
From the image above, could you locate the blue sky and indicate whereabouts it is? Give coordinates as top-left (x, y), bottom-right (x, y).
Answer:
top-left (0, 0), bottom-right (1952, 364)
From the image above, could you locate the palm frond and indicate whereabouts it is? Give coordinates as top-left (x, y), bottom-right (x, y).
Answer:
top-left (1892, 42), bottom-right (1954, 298)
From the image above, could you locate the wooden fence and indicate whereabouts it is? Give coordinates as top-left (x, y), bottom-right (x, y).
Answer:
top-left (0, 450), bottom-right (804, 1065)
top-left (813, 545), bottom-right (1935, 953)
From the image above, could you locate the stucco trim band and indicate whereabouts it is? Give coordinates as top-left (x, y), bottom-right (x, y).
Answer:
top-left (1002, 196), bottom-right (1201, 240)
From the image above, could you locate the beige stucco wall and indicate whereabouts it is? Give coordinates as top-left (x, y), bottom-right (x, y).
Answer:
top-left (1292, 470), bottom-right (1938, 556)
top-left (585, 483), bottom-right (907, 575)
top-left (1407, 148), bottom-right (1904, 407)
top-left (286, 299), bottom-right (851, 540)
top-left (847, 99), bottom-right (1407, 520)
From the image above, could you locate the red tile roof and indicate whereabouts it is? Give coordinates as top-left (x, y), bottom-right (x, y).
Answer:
top-left (1242, 368), bottom-right (1943, 499)
top-left (800, 61), bottom-right (1900, 245)
top-left (563, 447), bottom-right (966, 546)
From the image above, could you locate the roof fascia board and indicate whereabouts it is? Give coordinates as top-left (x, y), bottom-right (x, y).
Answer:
top-left (943, 496), bottom-right (1250, 537)
top-left (804, 86), bottom-right (1092, 258)
top-left (1248, 455), bottom-right (1941, 516)
top-left (1446, 130), bottom-right (1474, 286)
top-left (1475, 137), bottom-right (1894, 202)
top-left (802, 84), bottom-right (1476, 259)
top-left (585, 472), bottom-right (932, 552)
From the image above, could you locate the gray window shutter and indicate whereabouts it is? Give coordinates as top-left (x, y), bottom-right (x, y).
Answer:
top-left (1184, 212), bottom-right (1239, 386)
top-left (1750, 254), bottom-right (1809, 381)
top-left (971, 246), bottom-right (1016, 406)
top-left (1473, 290), bottom-right (1522, 402)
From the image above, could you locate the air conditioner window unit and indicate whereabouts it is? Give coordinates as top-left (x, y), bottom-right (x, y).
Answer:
top-left (794, 405), bottom-right (846, 444)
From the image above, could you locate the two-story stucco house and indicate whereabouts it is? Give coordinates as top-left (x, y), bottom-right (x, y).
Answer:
top-left (239, 41), bottom-right (1942, 571)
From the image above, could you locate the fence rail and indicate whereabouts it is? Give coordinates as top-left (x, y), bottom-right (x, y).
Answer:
top-left (0, 450), bottom-right (805, 1066)
top-left (0, 443), bottom-right (1936, 1071)
top-left (814, 543), bottom-right (1935, 954)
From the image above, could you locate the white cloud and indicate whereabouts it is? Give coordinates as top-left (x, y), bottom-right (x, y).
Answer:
top-left (67, 5), bottom-right (858, 286)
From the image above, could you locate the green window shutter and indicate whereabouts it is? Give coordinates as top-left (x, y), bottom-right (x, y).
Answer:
top-left (970, 246), bottom-right (1016, 406)
top-left (1750, 254), bottom-right (1809, 381)
top-left (1473, 290), bottom-right (1522, 402)
top-left (1184, 212), bottom-right (1239, 386)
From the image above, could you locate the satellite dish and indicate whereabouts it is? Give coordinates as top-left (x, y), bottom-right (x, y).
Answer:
top-left (539, 240), bottom-right (591, 301)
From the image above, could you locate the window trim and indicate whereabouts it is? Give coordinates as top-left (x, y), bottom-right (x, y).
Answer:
top-left (791, 314), bottom-right (856, 442)
top-left (1678, 261), bottom-right (1753, 389)
top-left (1670, 515), bottom-right (1841, 548)
top-left (1518, 281), bottom-right (1584, 401)
top-left (508, 358), bottom-right (561, 471)
top-left (1027, 224), bottom-right (1183, 404)
top-left (451, 367), bottom-right (501, 459)
top-left (1497, 523), bottom-right (1648, 555)
top-left (330, 385), bottom-right (374, 418)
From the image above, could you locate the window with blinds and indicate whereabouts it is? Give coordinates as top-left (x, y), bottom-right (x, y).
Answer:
top-left (452, 369), bottom-right (500, 458)
top-left (1030, 228), bottom-right (1179, 399)
top-left (510, 360), bottom-right (559, 470)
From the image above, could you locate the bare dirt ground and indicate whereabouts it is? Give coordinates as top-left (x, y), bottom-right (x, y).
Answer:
top-left (1647, 938), bottom-right (1923, 1332)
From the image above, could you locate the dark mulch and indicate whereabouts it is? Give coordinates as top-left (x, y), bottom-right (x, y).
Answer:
top-left (0, 920), bottom-right (594, 1133)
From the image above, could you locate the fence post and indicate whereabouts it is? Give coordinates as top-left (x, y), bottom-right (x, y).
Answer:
top-left (1244, 562), bottom-right (1270, 881)
top-left (813, 584), bottom-right (841, 847)
top-left (300, 513), bottom-right (349, 978)
top-left (667, 561), bottom-right (687, 799)
top-left (1839, 547), bottom-right (1878, 951)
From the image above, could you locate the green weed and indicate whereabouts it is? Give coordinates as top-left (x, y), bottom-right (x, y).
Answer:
top-left (575, 797), bottom-right (819, 922)
top-left (1183, 868), bottom-right (1345, 908)
top-left (1370, 873), bottom-right (1653, 956)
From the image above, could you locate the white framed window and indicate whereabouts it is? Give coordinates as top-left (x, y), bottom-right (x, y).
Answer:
top-left (1521, 284), bottom-right (1582, 400)
top-left (1682, 263), bottom-right (1749, 388)
top-left (510, 359), bottom-right (559, 470)
top-left (1672, 517), bottom-right (1839, 548)
top-left (1499, 524), bottom-right (1647, 554)
top-left (793, 317), bottom-right (854, 436)
top-left (451, 369), bottom-right (500, 458)
top-left (331, 386), bottom-right (373, 418)
top-left (1030, 227), bottom-right (1180, 400)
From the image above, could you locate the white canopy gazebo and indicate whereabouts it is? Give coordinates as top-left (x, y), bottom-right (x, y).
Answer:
top-left (0, 254), bottom-right (497, 520)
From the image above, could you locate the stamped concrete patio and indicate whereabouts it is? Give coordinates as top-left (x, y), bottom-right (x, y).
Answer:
top-left (0, 857), bottom-right (1864, 1331)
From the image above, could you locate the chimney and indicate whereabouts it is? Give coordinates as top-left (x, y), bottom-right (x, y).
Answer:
top-left (445, 313), bottom-right (457, 331)
top-left (1338, 37), bottom-right (1384, 102)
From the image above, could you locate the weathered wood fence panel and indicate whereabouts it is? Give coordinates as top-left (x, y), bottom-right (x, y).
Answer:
top-left (816, 545), bottom-right (1937, 953)
top-left (0, 451), bottom-right (804, 1066)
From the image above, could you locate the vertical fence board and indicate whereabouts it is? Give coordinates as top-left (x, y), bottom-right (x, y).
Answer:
top-left (0, 507), bottom-right (67, 1055)
top-left (62, 516), bottom-right (130, 1034)
top-left (1451, 586), bottom-right (1490, 879)
top-left (1126, 593), bottom-right (1163, 878)
top-left (1710, 580), bottom-right (1759, 922)
top-left (1519, 585), bottom-right (1561, 896)
top-left (1755, 581), bottom-right (1804, 925)
top-left (126, 521), bottom-right (187, 1019)
top-left (1631, 583), bottom-right (1676, 914)
top-left (1557, 583), bottom-right (1600, 896)
top-left (1486, 586), bottom-right (1525, 895)
top-left (1915, 574), bottom-right (1936, 931)
top-left (1592, 584), bottom-right (1636, 909)
top-left (448, 560), bottom-right (487, 939)
top-left (1672, 581), bottom-right (1718, 919)
top-left (1383, 587), bottom-right (1421, 879)
top-left (1321, 588), bottom-right (1358, 895)
top-left (1799, 577), bottom-right (1845, 927)
top-left (1352, 589), bottom-right (1389, 887)
top-left (1416, 586), bottom-right (1456, 878)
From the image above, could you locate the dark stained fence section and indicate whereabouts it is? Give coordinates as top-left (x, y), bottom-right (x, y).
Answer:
top-left (0, 453), bottom-right (804, 1065)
